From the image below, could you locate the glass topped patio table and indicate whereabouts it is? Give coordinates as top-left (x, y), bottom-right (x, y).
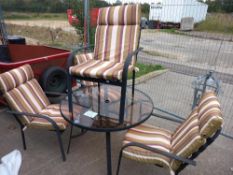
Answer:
top-left (60, 84), bottom-right (153, 175)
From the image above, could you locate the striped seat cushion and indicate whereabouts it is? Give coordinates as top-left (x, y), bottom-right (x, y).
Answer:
top-left (123, 124), bottom-right (172, 168)
top-left (171, 109), bottom-right (205, 171)
top-left (70, 59), bottom-right (134, 81)
top-left (197, 91), bottom-right (223, 138)
top-left (30, 104), bottom-right (70, 130)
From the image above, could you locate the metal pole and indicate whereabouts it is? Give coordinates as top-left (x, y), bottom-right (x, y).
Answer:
top-left (106, 132), bottom-right (112, 175)
top-left (84, 0), bottom-right (90, 45)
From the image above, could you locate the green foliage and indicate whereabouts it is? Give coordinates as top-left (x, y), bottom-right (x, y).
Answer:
top-left (128, 63), bottom-right (164, 79)
top-left (90, 0), bottom-right (109, 8)
top-left (221, 0), bottom-right (233, 13)
top-left (0, 0), bottom-right (68, 13)
top-left (67, 0), bottom-right (84, 43)
top-left (141, 3), bottom-right (150, 18)
top-left (67, 0), bottom-right (110, 45)
top-left (206, 0), bottom-right (233, 13)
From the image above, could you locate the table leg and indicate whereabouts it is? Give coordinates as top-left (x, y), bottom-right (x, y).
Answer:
top-left (106, 132), bottom-right (112, 175)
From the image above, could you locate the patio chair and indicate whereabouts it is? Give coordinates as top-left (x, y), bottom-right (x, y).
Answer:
top-left (67, 4), bottom-right (142, 123)
top-left (0, 64), bottom-right (73, 161)
top-left (116, 91), bottom-right (223, 175)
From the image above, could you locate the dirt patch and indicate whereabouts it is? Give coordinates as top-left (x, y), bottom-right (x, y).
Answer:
top-left (7, 23), bottom-right (80, 48)
top-left (6, 20), bottom-right (75, 33)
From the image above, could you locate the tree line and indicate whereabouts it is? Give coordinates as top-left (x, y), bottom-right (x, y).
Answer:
top-left (0, 0), bottom-right (231, 14)
top-left (0, 0), bottom-right (150, 14)
top-left (204, 0), bottom-right (233, 13)
top-left (0, 0), bottom-right (67, 13)
top-left (0, 0), bottom-right (111, 13)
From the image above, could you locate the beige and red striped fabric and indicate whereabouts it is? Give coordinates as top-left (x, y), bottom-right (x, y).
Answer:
top-left (122, 91), bottom-right (223, 174)
top-left (74, 53), bottom-right (96, 86)
top-left (0, 64), bottom-right (34, 93)
top-left (70, 4), bottom-right (141, 81)
top-left (30, 104), bottom-right (69, 130)
top-left (170, 109), bottom-right (205, 171)
top-left (97, 4), bottom-right (141, 25)
top-left (123, 124), bottom-right (172, 168)
top-left (70, 59), bottom-right (134, 81)
top-left (74, 53), bottom-right (94, 65)
top-left (0, 64), bottom-right (69, 130)
top-left (197, 91), bottom-right (223, 138)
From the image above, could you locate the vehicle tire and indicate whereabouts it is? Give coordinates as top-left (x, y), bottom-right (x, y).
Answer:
top-left (40, 67), bottom-right (67, 93)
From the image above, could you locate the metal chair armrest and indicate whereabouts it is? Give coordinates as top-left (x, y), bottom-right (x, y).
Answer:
top-left (6, 110), bottom-right (61, 132)
top-left (121, 142), bottom-right (196, 166)
top-left (122, 47), bottom-right (143, 82)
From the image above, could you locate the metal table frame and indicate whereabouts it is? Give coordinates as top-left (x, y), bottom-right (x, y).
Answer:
top-left (60, 85), bottom-right (153, 175)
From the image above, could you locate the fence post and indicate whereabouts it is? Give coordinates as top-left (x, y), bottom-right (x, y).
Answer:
top-left (84, 0), bottom-right (90, 46)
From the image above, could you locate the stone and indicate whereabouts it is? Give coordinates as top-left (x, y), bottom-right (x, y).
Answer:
top-left (180, 17), bottom-right (194, 31)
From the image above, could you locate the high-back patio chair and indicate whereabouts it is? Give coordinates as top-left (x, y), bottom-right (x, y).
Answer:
top-left (0, 64), bottom-right (72, 161)
top-left (67, 4), bottom-right (141, 123)
top-left (116, 91), bottom-right (223, 175)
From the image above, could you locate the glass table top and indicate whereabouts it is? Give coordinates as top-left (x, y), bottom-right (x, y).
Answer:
top-left (60, 85), bottom-right (154, 132)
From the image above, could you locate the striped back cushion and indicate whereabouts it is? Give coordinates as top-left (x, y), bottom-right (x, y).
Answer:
top-left (197, 91), bottom-right (223, 138)
top-left (0, 64), bottom-right (34, 93)
top-left (97, 4), bottom-right (141, 25)
top-left (0, 65), bottom-right (50, 124)
top-left (74, 53), bottom-right (94, 65)
top-left (74, 53), bottom-right (96, 87)
top-left (94, 4), bottom-right (141, 65)
top-left (171, 109), bottom-right (205, 171)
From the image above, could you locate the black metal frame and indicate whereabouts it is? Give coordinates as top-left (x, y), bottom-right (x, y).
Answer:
top-left (67, 46), bottom-right (142, 124)
top-left (6, 110), bottom-right (66, 161)
top-left (67, 18), bottom-right (143, 123)
top-left (60, 87), bottom-right (154, 175)
top-left (175, 129), bottom-right (221, 174)
top-left (116, 142), bottom-right (196, 175)
top-left (116, 113), bottom-right (222, 175)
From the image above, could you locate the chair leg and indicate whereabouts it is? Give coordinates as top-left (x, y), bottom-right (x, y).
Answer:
top-left (132, 70), bottom-right (136, 102)
top-left (67, 125), bottom-right (73, 154)
top-left (66, 72), bottom-right (74, 156)
top-left (20, 127), bottom-right (26, 150)
top-left (67, 73), bottom-right (73, 114)
top-left (55, 130), bottom-right (66, 161)
top-left (119, 80), bottom-right (127, 123)
top-left (116, 150), bottom-right (123, 175)
top-left (98, 82), bottom-right (100, 115)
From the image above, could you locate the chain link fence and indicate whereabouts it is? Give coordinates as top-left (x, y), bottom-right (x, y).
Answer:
top-left (136, 2), bottom-right (233, 139)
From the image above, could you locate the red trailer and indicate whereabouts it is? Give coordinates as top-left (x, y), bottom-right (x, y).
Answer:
top-left (0, 44), bottom-right (70, 93)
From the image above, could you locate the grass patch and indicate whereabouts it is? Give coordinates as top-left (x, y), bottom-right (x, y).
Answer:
top-left (4, 12), bottom-right (67, 20)
top-left (128, 63), bottom-right (164, 79)
top-left (160, 28), bottom-right (178, 34)
top-left (195, 13), bottom-right (233, 34)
